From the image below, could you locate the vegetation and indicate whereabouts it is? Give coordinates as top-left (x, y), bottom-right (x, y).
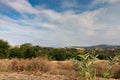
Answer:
top-left (0, 39), bottom-right (79, 60)
top-left (0, 39), bottom-right (120, 79)
top-left (0, 39), bottom-right (119, 60)
top-left (73, 53), bottom-right (120, 80)
top-left (0, 39), bottom-right (10, 58)
top-left (73, 53), bottom-right (98, 80)
top-left (0, 58), bottom-right (79, 80)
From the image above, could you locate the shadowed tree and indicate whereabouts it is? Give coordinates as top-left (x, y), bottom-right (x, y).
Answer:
top-left (0, 39), bottom-right (10, 58)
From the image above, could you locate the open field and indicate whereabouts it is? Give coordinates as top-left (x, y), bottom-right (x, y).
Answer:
top-left (0, 58), bottom-right (79, 80)
top-left (0, 58), bottom-right (119, 80)
top-left (0, 72), bottom-right (70, 80)
top-left (0, 72), bottom-right (119, 80)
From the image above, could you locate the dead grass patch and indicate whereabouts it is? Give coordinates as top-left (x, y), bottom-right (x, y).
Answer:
top-left (0, 59), bottom-right (80, 79)
top-left (95, 60), bottom-right (120, 79)
top-left (0, 58), bottom-right (51, 73)
top-left (9, 58), bottom-right (51, 73)
top-left (111, 64), bottom-right (120, 79)
top-left (1, 58), bottom-right (119, 79)
top-left (49, 60), bottom-right (79, 79)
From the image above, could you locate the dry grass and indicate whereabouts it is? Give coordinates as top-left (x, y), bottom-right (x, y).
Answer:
top-left (0, 59), bottom-right (11, 72)
top-left (10, 58), bottom-right (51, 73)
top-left (72, 59), bottom-right (120, 80)
top-left (0, 58), bottom-right (51, 73)
top-left (49, 60), bottom-right (79, 79)
top-left (0, 58), bottom-right (119, 80)
top-left (111, 64), bottom-right (120, 79)
top-left (0, 58), bottom-right (79, 80)
top-left (96, 60), bottom-right (108, 77)
top-left (96, 60), bottom-right (120, 79)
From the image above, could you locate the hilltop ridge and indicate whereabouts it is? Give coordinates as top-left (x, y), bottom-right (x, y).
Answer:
top-left (71, 44), bottom-right (120, 49)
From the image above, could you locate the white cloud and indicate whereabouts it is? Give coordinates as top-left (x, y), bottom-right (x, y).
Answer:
top-left (0, 0), bottom-right (120, 47)
top-left (92, 0), bottom-right (120, 5)
top-left (0, 0), bottom-right (39, 14)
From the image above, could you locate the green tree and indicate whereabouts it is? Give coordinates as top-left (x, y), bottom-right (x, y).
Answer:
top-left (24, 47), bottom-right (35, 58)
top-left (20, 43), bottom-right (32, 58)
top-left (9, 48), bottom-right (22, 58)
top-left (0, 39), bottom-right (10, 58)
top-left (51, 48), bottom-right (66, 60)
top-left (20, 43), bottom-right (32, 50)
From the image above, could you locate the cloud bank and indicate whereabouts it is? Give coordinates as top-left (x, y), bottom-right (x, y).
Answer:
top-left (0, 0), bottom-right (120, 47)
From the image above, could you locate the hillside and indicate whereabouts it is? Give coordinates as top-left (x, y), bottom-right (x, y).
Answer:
top-left (71, 44), bottom-right (120, 49)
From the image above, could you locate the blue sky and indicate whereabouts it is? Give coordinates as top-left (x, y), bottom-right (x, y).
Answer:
top-left (0, 0), bottom-right (120, 47)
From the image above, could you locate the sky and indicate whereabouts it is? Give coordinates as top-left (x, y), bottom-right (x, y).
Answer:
top-left (0, 0), bottom-right (120, 47)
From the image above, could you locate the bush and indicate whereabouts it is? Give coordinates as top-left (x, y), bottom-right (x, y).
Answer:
top-left (26, 58), bottom-right (51, 72)
top-left (9, 58), bottom-right (51, 73)
top-left (0, 39), bottom-right (10, 58)
top-left (112, 68), bottom-right (120, 79)
top-left (9, 48), bottom-right (22, 58)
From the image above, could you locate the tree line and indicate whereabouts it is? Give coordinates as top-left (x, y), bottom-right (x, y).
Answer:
top-left (0, 39), bottom-right (120, 60)
top-left (0, 39), bottom-right (79, 60)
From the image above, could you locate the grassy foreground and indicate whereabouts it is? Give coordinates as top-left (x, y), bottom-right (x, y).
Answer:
top-left (0, 57), bottom-right (119, 80)
top-left (0, 58), bottom-right (79, 80)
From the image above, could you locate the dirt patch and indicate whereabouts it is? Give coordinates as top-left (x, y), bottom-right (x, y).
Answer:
top-left (0, 72), bottom-right (68, 80)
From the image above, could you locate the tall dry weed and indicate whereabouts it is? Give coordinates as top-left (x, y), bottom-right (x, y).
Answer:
top-left (8, 58), bottom-right (51, 73)
top-left (0, 59), bottom-right (10, 71)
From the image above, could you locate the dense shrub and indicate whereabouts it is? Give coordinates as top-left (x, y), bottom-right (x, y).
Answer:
top-left (8, 58), bottom-right (51, 72)
top-left (0, 39), bottom-right (10, 58)
top-left (9, 48), bottom-right (22, 58)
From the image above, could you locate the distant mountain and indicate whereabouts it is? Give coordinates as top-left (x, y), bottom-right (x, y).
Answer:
top-left (71, 44), bottom-right (120, 49)
top-left (90, 44), bottom-right (120, 49)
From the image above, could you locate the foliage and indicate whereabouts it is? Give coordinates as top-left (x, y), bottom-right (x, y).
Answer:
top-left (0, 39), bottom-right (120, 61)
top-left (0, 39), bottom-right (120, 79)
top-left (101, 55), bottom-right (120, 79)
top-left (9, 44), bottom-right (78, 60)
top-left (0, 39), bottom-right (10, 58)
top-left (73, 53), bottom-right (98, 80)
top-left (9, 48), bottom-right (22, 58)
top-left (73, 53), bottom-right (120, 79)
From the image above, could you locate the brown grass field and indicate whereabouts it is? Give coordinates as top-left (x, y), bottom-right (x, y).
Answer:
top-left (0, 58), bottom-right (119, 80)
